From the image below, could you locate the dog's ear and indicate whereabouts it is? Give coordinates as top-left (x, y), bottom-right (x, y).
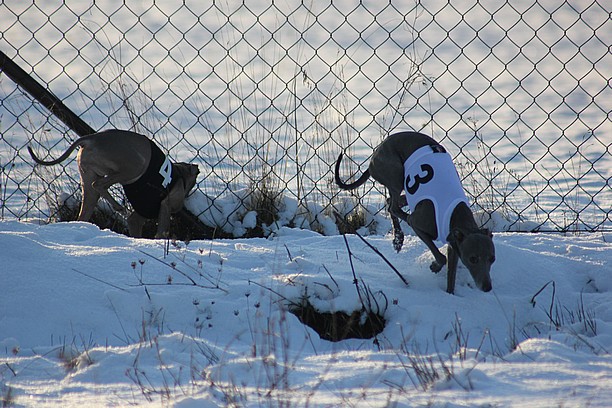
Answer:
top-left (174, 162), bottom-right (199, 176)
top-left (449, 229), bottom-right (465, 244)
top-left (480, 228), bottom-right (493, 238)
top-left (188, 163), bottom-right (199, 176)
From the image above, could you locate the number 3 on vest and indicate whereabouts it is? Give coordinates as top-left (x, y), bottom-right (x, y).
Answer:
top-left (159, 156), bottom-right (173, 188)
top-left (405, 163), bottom-right (434, 195)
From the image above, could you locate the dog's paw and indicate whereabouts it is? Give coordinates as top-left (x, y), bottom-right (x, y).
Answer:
top-left (392, 230), bottom-right (404, 253)
top-left (429, 259), bottom-right (446, 273)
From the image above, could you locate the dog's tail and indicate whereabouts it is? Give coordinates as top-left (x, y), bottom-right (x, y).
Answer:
top-left (334, 152), bottom-right (371, 190)
top-left (27, 138), bottom-right (85, 166)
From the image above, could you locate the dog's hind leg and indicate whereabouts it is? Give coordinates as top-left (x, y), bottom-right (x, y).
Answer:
top-left (90, 174), bottom-right (126, 212)
top-left (386, 192), bottom-right (409, 252)
top-left (390, 213), bottom-right (404, 252)
top-left (77, 170), bottom-right (101, 221)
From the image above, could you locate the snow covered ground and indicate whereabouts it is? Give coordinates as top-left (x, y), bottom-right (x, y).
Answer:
top-left (1, 219), bottom-right (611, 406)
top-left (1, 1), bottom-right (611, 406)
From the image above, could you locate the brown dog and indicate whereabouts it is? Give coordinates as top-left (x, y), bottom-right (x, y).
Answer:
top-left (28, 129), bottom-right (199, 238)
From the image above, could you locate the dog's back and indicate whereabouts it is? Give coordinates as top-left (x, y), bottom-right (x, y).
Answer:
top-left (74, 130), bottom-right (152, 183)
top-left (367, 132), bottom-right (438, 196)
top-left (374, 132), bottom-right (438, 163)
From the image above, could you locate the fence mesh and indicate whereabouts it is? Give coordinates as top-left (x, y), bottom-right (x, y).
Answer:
top-left (1, 0), bottom-right (611, 235)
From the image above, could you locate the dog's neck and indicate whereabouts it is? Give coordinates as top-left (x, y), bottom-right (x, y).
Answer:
top-left (447, 202), bottom-right (492, 256)
top-left (449, 201), bottom-right (479, 232)
top-left (169, 164), bottom-right (188, 189)
top-left (447, 202), bottom-right (480, 251)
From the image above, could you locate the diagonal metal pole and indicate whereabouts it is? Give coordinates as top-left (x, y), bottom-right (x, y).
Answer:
top-left (0, 48), bottom-right (95, 136)
top-left (333, 210), bottom-right (409, 286)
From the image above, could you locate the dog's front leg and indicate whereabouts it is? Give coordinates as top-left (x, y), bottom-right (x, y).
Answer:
top-left (127, 212), bottom-right (146, 238)
top-left (409, 203), bottom-right (447, 273)
top-left (155, 197), bottom-right (172, 239)
top-left (155, 181), bottom-right (189, 238)
top-left (420, 237), bottom-right (447, 273)
top-left (446, 244), bottom-right (458, 294)
top-left (411, 221), bottom-right (446, 272)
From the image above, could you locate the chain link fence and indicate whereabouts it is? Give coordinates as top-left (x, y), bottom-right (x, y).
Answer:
top-left (1, 0), bottom-right (611, 235)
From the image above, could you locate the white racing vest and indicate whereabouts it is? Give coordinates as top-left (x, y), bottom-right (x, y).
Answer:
top-left (403, 145), bottom-right (468, 243)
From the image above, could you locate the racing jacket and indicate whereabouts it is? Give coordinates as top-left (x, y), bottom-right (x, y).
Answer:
top-left (123, 139), bottom-right (175, 219)
top-left (403, 144), bottom-right (468, 243)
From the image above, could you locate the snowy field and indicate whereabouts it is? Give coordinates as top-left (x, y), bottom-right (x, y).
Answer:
top-left (1, 1), bottom-right (611, 406)
top-left (1, 219), bottom-right (611, 406)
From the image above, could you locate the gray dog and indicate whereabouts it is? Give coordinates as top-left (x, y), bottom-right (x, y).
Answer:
top-left (335, 131), bottom-right (495, 294)
top-left (28, 129), bottom-right (199, 238)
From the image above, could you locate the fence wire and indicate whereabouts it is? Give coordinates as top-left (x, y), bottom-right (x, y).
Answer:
top-left (1, 0), bottom-right (611, 235)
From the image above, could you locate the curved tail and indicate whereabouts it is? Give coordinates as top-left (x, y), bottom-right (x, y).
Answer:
top-left (334, 152), bottom-right (371, 190)
top-left (27, 138), bottom-right (85, 166)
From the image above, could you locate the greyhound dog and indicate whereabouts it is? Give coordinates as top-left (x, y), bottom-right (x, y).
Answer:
top-left (28, 129), bottom-right (199, 238)
top-left (335, 131), bottom-right (495, 294)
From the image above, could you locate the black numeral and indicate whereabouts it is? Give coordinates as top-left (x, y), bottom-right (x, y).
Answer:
top-left (405, 163), bottom-right (434, 195)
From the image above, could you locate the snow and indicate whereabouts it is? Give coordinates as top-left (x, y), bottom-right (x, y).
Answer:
top-left (1, 1), bottom-right (611, 405)
top-left (2, 0), bottom-right (610, 230)
top-left (1, 219), bottom-right (611, 406)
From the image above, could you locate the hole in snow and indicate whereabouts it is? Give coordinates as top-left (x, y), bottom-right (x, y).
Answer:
top-left (289, 298), bottom-right (385, 342)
